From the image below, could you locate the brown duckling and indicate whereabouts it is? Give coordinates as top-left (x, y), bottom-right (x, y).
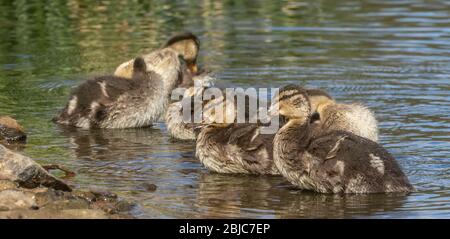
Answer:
top-left (195, 92), bottom-right (281, 175)
top-left (271, 85), bottom-right (414, 193)
top-left (0, 116), bottom-right (27, 145)
top-left (165, 79), bottom-right (209, 140)
top-left (196, 122), bottom-right (278, 175)
top-left (306, 88), bottom-right (379, 142)
top-left (114, 31), bottom-right (200, 79)
top-left (54, 56), bottom-right (183, 129)
top-left (166, 81), bottom-right (272, 141)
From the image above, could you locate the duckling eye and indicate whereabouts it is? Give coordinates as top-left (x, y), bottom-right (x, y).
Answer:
top-left (310, 112), bottom-right (320, 123)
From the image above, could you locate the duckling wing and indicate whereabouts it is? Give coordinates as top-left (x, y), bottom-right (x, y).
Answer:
top-left (227, 124), bottom-right (259, 145)
top-left (72, 76), bottom-right (139, 105)
top-left (308, 131), bottom-right (413, 193)
top-left (227, 124), bottom-right (275, 172)
top-left (55, 76), bottom-right (144, 128)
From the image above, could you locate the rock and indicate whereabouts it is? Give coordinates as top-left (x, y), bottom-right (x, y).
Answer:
top-left (0, 190), bottom-right (37, 210)
top-left (114, 200), bottom-right (135, 212)
top-left (0, 180), bottom-right (17, 191)
top-left (143, 183), bottom-right (157, 192)
top-left (0, 116), bottom-right (27, 145)
top-left (0, 186), bottom-right (135, 218)
top-left (33, 188), bottom-right (63, 206)
top-left (71, 190), bottom-right (96, 202)
top-left (0, 145), bottom-right (71, 192)
top-left (0, 146), bottom-right (135, 218)
top-left (41, 199), bottom-right (90, 211)
top-left (89, 189), bottom-right (118, 201)
top-left (0, 208), bottom-right (110, 219)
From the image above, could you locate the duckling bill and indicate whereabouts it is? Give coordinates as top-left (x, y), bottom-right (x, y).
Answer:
top-left (272, 85), bottom-right (414, 193)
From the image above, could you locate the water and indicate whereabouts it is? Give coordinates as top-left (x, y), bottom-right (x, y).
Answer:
top-left (0, 0), bottom-right (449, 218)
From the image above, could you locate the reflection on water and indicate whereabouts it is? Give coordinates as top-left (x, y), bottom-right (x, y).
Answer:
top-left (0, 0), bottom-right (449, 218)
top-left (194, 173), bottom-right (409, 218)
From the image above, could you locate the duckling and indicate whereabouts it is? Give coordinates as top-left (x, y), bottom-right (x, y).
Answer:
top-left (166, 103), bottom-right (197, 140)
top-left (196, 122), bottom-right (279, 175)
top-left (0, 116), bottom-right (27, 145)
top-left (165, 81), bottom-right (207, 141)
top-left (306, 88), bottom-right (379, 142)
top-left (54, 56), bottom-right (183, 129)
top-left (166, 79), bottom-right (272, 141)
top-left (271, 85), bottom-right (414, 193)
top-left (195, 91), bottom-right (281, 175)
top-left (114, 31), bottom-right (200, 79)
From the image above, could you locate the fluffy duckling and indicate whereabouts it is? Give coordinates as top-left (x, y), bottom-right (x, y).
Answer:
top-left (0, 116), bottom-right (27, 145)
top-left (165, 80), bottom-right (208, 141)
top-left (166, 81), bottom-right (271, 141)
top-left (196, 122), bottom-right (278, 175)
top-left (54, 57), bottom-right (183, 129)
top-left (114, 31), bottom-right (200, 79)
top-left (271, 85), bottom-right (414, 193)
top-left (306, 88), bottom-right (379, 142)
top-left (195, 92), bottom-right (280, 174)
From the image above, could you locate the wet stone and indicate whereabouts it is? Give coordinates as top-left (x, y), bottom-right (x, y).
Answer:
top-left (42, 199), bottom-right (90, 211)
top-left (71, 190), bottom-right (97, 202)
top-left (89, 189), bottom-right (118, 201)
top-left (0, 190), bottom-right (37, 210)
top-left (0, 208), bottom-right (110, 219)
top-left (114, 200), bottom-right (136, 212)
top-left (0, 180), bottom-right (17, 191)
top-left (143, 183), bottom-right (158, 192)
top-left (0, 145), bottom-right (134, 218)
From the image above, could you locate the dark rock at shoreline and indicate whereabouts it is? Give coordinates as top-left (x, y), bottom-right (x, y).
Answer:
top-left (0, 145), bottom-right (135, 219)
top-left (0, 183), bottom-right (136, 219)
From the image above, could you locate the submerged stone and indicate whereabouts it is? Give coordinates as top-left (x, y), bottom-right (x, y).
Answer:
top-left (143, 183), bottom-right (158, 192)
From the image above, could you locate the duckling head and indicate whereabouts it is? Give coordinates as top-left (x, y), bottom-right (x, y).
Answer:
top-left (270, 85), bottom-right (311, 122)
top-left (306, 88), bottom-right (334, 115)
top-left (163, 31), bottom-right (200, 75)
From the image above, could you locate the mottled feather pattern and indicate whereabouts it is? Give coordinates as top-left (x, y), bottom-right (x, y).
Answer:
top-left (165, 101), bottom-right (197, 140)
top-left (274, 123), bottom-right (415, 193)
top-left (54, 50), bottom-right (183, 129)
top-left (196, 124), bottom-right (279, 175)
top-left (321, 103), bottom-right (379, 142)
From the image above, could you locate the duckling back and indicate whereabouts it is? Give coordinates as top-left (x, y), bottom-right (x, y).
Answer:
top-left (54, 57), bottom-right (173, 129)
top-left (196, 124), bottom-right (278, 175)
top-left (307, 131), bottom-right (414, 193)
